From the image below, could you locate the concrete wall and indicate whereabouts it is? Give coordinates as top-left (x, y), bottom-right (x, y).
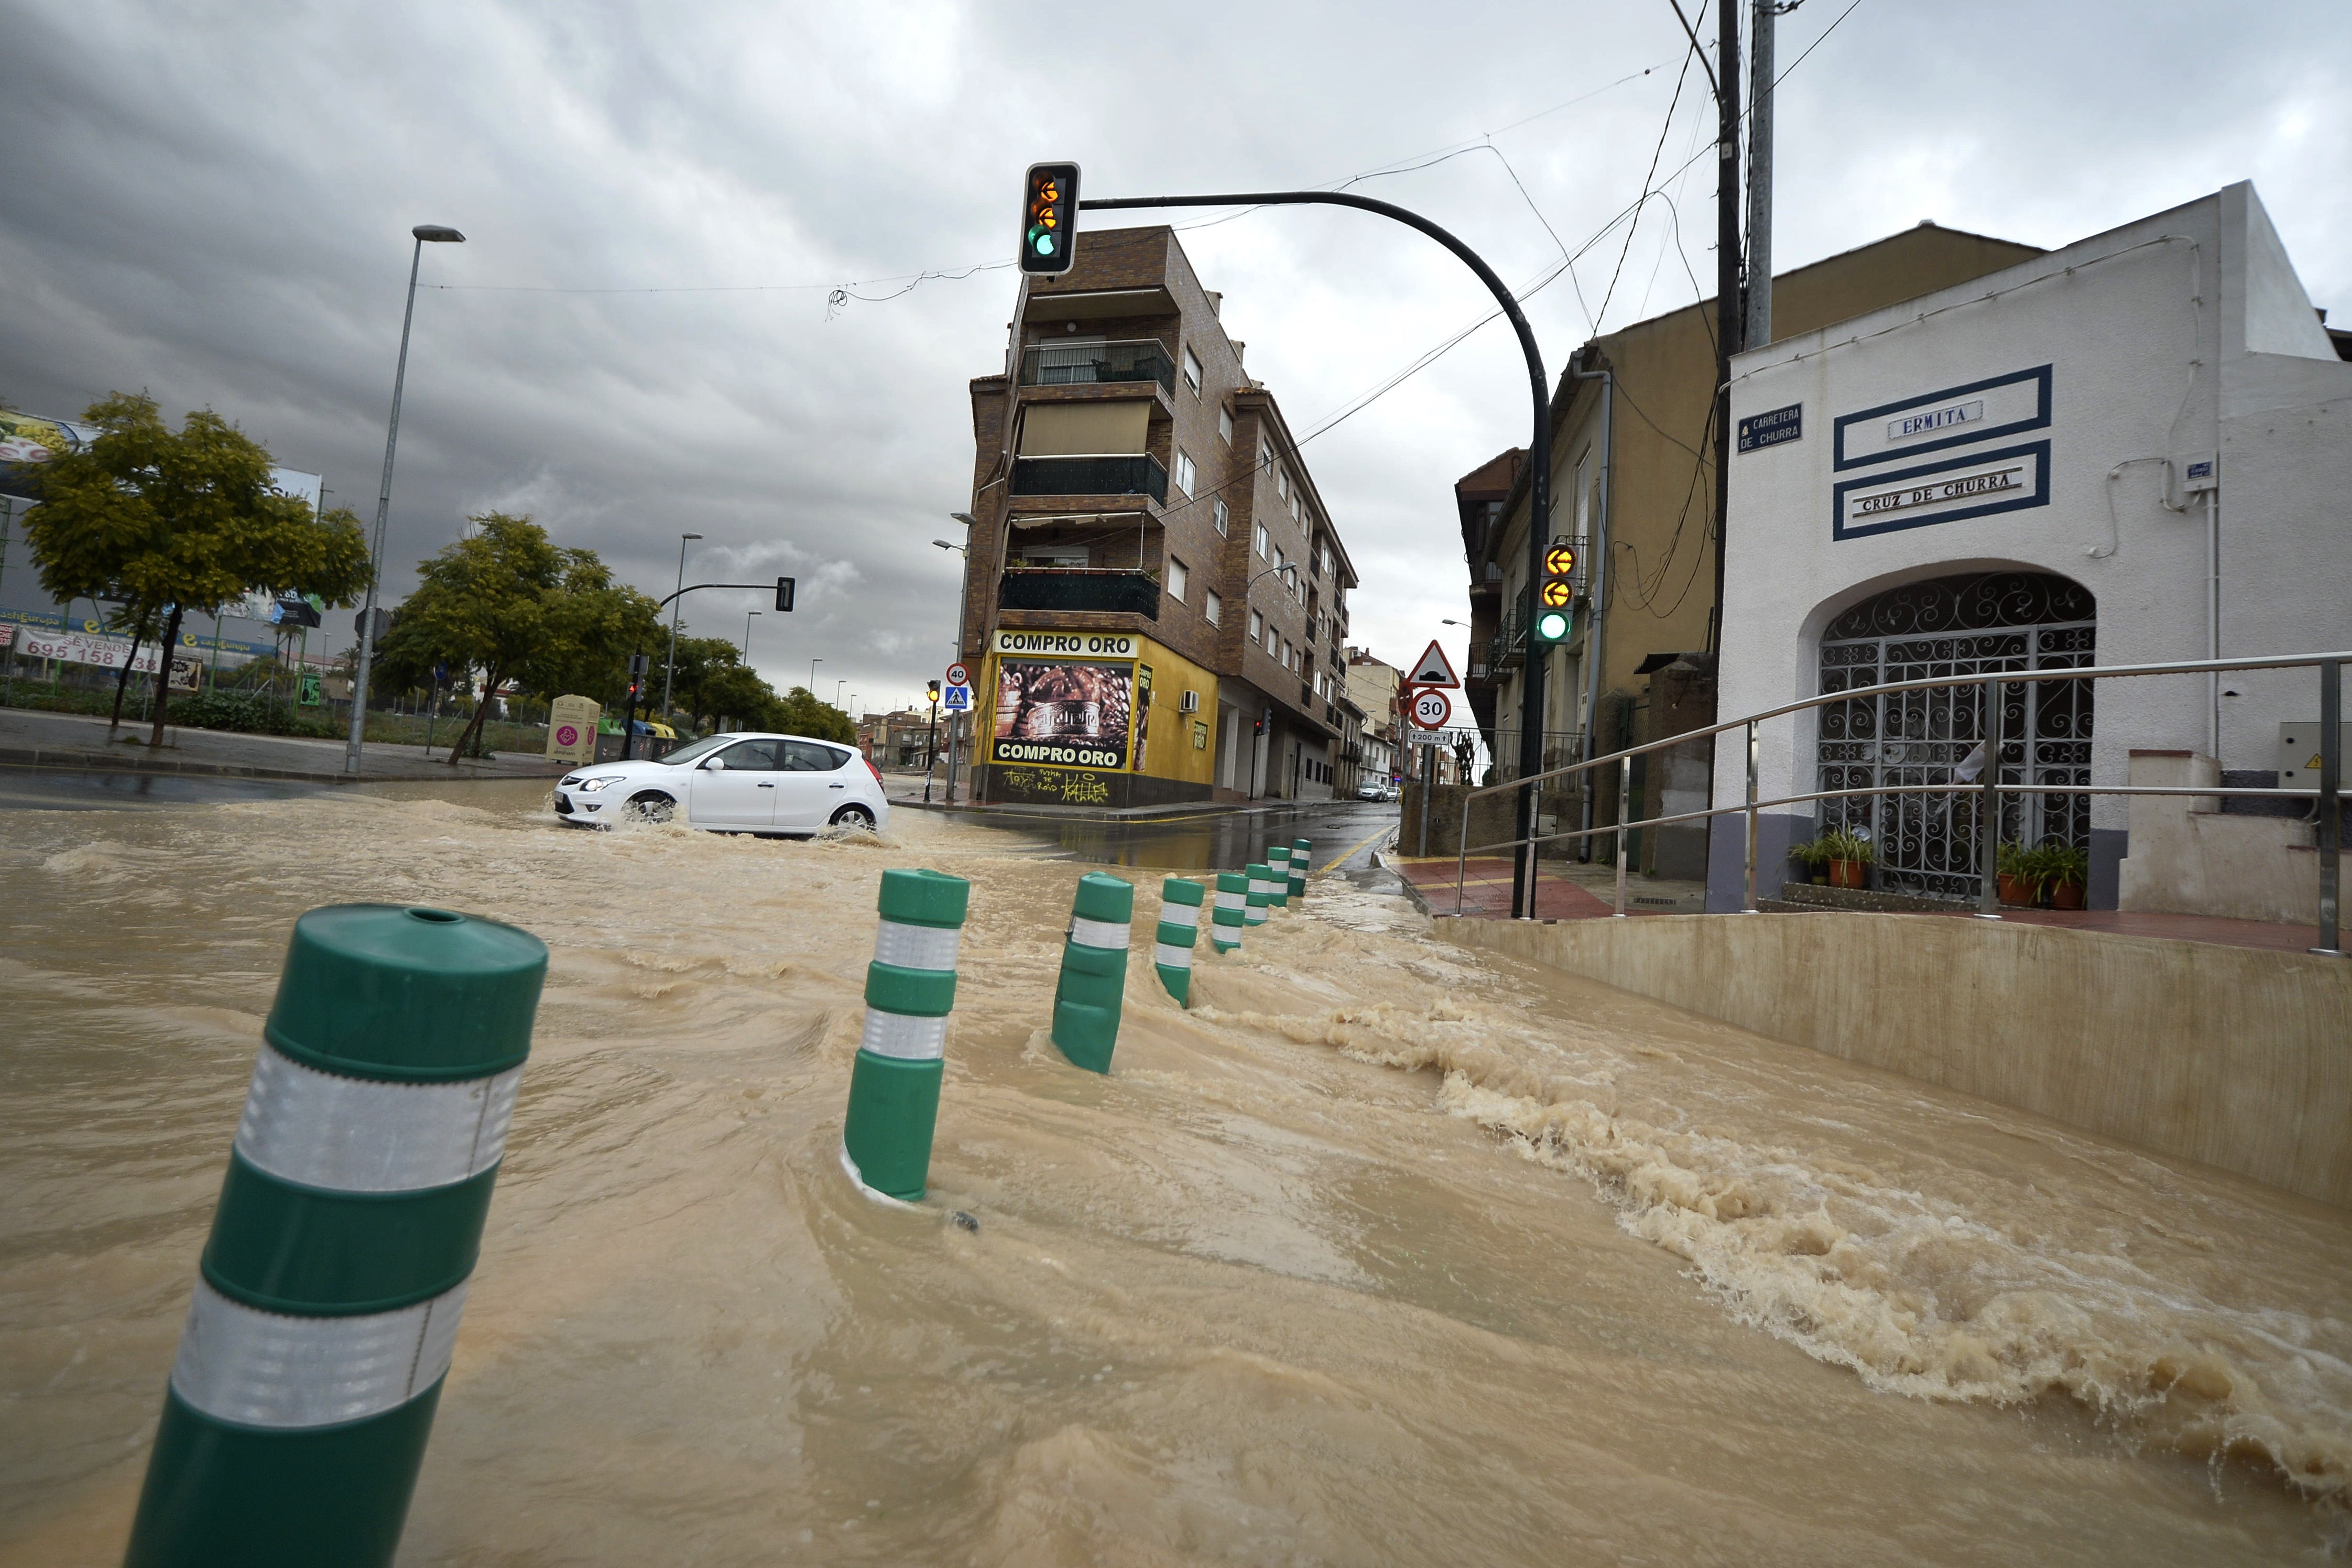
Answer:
top-left (2118, 749), bottom-right (2323, 923)
top-left (1443, 912), bottom-right (2352, 1210)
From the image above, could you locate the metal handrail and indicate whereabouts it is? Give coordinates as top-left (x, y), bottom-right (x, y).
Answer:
top-left (1451, 648), bottom-right (2347, 955)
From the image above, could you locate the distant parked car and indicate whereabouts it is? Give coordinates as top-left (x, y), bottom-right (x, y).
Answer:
top-left (553, 732), bottom-right (888, 835)
top-left (1356, 781), bottom-right (1388, 802)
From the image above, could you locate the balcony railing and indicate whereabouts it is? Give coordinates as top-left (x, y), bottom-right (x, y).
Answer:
top-left (1011, 453), bottom-right (1169, 503)
top-left (1020, 340), bottom-right (1177, 394)
top-left (997, 568), bottom-right (1160, 620)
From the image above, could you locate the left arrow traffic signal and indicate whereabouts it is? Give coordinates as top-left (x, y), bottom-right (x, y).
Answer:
top-left (1020, 162), bottom-right (1081, 276)
top-left (1534, 538), bottom-right (1576, 644)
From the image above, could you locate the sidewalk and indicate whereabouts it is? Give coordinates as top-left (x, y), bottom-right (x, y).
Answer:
top-left (0, 706), bottom-right (570, 785)
top-left (1388, 845), bottom-right (2326, 957)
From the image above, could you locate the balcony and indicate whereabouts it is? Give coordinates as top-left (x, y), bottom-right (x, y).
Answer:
top-left (1011, 453), bottom-right (1169, 504)
top-left (1020, 340), bottom-right (1176, 394)
top-left (997, 568), bottom-right (1160, 620)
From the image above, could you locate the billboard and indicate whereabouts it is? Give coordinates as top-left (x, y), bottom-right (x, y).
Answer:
top-left (990, 658), bottom-right (1133, 771)
top-left (0, 408), bottom-right (321, 509)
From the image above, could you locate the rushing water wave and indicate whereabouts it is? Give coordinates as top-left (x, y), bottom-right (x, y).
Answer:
top-left (3, 781), bottom-right (2347, 1564)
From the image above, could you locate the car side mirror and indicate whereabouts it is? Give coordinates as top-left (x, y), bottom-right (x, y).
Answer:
top-left (703, 757), bottom-right (725, 771)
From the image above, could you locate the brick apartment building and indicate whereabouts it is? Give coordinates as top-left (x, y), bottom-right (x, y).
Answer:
top-left (956, 226), bottom-right (1359, 808)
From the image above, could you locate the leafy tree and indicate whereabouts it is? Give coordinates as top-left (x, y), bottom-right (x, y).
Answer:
top-left (774, 685), bottom-right (855, 745)
top-left (22, 394), bottom-right (370, 746)
top-left (389, 512), bottom-right (660, 764)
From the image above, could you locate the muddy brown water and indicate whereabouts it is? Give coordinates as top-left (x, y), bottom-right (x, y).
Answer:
top-left (3, 781), bottom-right (2348, 1564)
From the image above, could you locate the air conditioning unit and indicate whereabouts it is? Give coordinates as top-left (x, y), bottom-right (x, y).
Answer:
top-left (1179, 690), bottom-right (1200, 713)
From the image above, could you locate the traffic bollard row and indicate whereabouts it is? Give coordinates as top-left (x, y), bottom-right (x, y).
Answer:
top-left (1244, 863), bottom-right (1273, 925)
top-left (1052, 872), bottom-right (1135, 1074)
top-left (1211, 872), bottom-right (1247, 953)
top-left (1266, 846), bottom-right (1291, 909)
top-left (1153, 877), bottom-right (1204, 1006)
top-left (842, 868), bottom-right (971, 1204)
top-left (1290, 838), bottom-right (1311, 901)
top-left (125, 904), bottom-right (548, 1568)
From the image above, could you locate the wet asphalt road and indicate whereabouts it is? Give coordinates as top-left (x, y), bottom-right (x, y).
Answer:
top-left (928, 798), bottom-right (1401, 881)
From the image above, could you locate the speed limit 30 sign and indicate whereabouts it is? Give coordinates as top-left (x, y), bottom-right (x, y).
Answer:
top-left (1408, 687), bottom-right (1453, 730)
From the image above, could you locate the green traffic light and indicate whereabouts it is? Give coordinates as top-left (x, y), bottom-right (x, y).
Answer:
top-left (1034, 232), bottom-right (1056, 255)
top-left (1537, 609), bottom-right (1570, 641)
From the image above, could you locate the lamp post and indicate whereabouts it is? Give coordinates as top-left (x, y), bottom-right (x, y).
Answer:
top-left (662, 532), bottom-right (702, 719)
top-left (344, 223), bottom-right (465, 776)
top-left (742, 609), bottom-right (760, 662)
top-left (809, 656), bottom-right (822, 696)
top-left (938, 531), bottom-right (976, 804)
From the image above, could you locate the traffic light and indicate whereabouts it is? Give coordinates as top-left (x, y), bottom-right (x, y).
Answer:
top-left (775, 576), bottom-right (796, 612)
top-left (1020, 162), bottom-right (1081, 276)
top-left (927, 680), bottom-right (942, 704)
top-left (1534, 538), bottom-right (1576, 644)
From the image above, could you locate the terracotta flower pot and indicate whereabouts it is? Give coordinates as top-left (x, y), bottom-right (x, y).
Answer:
top-left (1997, 873), bottom-right (2034, 907)
top-left (2049, 879), bottom-right (2085, 910)
top-left (1828, 859), bottom-right (1866, 889)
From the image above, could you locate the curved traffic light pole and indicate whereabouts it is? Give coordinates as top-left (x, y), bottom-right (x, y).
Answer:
top-left (1080, 191), bottom-right (1552, 917)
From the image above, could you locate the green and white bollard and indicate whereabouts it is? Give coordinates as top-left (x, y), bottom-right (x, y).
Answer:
top-left (124, 904), bottom-right (547, 1568)
top-left (842, 868), bottom-right (971, 1204)
top-left (1244, 863), bottom-right (1273, 926)
top-left (1266, 845), bottom-right (1292, 909)
top-left (1289, 837), bottom-right (1312, 901)
top-left (1152, 877), bottom-right (1204, 1006)
top-left (1052, 872), bottom-right (1135, 1073)
top-left (1210, 871), bottom-right (1247, 953)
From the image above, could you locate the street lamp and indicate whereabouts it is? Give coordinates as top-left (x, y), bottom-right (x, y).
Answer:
top-left (344, 222), bottom-right (465, 776)
top-left (742, 609), bottom-right (760, 661)
top-left (662, 532), bottom-right (702, 718)
top-left (809, 656), bottom-right (822, 696)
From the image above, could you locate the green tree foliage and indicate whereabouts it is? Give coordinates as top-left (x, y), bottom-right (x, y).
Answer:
top-left (24, 393), bottom-right (371, 746)
top-left (385, 512), bottom-right (663, 764)
top-left (774, 685), bottom-right (855, 746)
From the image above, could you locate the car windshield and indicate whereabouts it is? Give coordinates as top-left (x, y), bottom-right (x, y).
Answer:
top-left (655, 734), bottom-right (735, 767)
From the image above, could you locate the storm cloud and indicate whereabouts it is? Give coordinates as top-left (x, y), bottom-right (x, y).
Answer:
top-left (3, 1), bottom-right (2345, 710)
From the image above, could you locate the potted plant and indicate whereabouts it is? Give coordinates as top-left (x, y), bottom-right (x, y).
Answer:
top-left (2034, 840), bottom-right (2089, 910)
top-left (1788, 839), bottom-right (1832, 886)
top-left (1995, 840), bottom-right (2036, 907)
top-left (1820, 826), bottom-right (1874, 889)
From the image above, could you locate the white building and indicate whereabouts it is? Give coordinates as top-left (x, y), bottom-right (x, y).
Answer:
top-left (1709, 183), bottom-right (2350, 913)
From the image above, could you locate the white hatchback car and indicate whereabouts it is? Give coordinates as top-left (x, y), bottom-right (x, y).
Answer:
top-left (554, 732), bottom-right (889, 836)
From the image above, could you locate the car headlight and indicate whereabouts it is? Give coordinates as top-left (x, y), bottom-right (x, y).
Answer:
top-left (575, 775), bottom-right (623, 792)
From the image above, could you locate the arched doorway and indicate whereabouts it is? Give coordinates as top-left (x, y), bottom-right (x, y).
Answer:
top-left (1816, 571), bottom-right (2095, 899)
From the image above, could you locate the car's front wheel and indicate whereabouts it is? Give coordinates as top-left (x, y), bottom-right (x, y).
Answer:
top-left (829, 803), bottom-right (877, 831)
top-left (626, 791), bottom-right (677, 825)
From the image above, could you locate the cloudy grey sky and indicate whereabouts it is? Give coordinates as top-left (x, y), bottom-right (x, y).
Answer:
top-left (3, 1), bottom-right (2346, 712)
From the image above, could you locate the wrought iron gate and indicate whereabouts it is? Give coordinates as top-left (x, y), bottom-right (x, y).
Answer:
top-left (1815, 572), bottom-right (2095, 899)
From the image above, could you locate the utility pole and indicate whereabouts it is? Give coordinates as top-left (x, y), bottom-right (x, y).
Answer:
top-left (1745, 0), bottom-right (1780, 353)
top-left (1710, 0), bottom-right (1743, 657)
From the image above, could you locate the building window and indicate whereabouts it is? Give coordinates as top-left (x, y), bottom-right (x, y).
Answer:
top-left (1214, 499), bottom-right (1229, 536)
top-left (1260, 438), bottom-right (1273, 471)
top-left (1276, 468), bottom-right (1288, 499)
top-left (1204, 589), bottom-right (1222, 626)
top-left (1167, 558), bottom-right (1188, 603)
top-left (1174, 448), bottom-right (1196, 496)
top-left (1255, 522), bottom-right (1269, 559)
top-left (1182, 346), bottom-right (1203, 397)
top-left (1249, 608), bottom-right (1263, 641)
top-left (1265, 624), bottom-right (1279, 656)
top-left (1218, 405), bottom-right (1234, 444)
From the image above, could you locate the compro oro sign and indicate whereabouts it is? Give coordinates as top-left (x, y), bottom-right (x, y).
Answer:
top-left (989, 631), bottom-right (1135, 772)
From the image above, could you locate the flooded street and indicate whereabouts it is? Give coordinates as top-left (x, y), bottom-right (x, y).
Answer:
top-left (4, 780), bottom-right (2349, 1564)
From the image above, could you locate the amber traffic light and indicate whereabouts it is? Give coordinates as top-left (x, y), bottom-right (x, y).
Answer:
top-left (1020, 161), bottom-right (1082, 276)
top-left (1535, 537), bottom-right (1577, 643)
